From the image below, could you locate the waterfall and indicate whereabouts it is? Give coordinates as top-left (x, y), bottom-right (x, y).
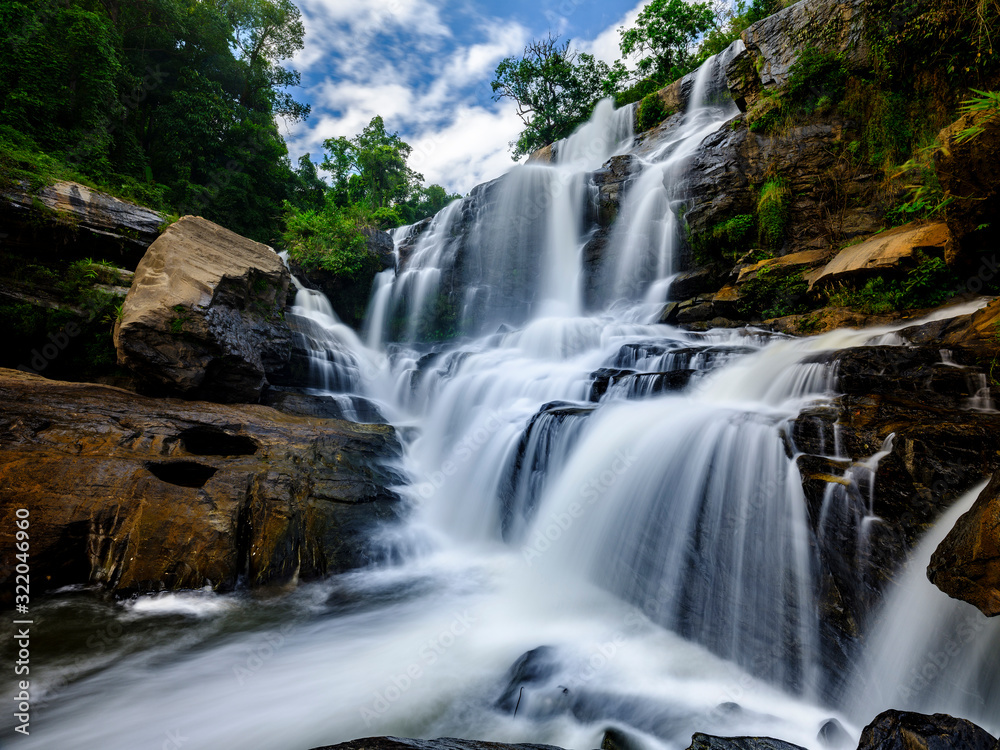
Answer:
top-left (847, 481), bottom-right (1000, 733)
top-left (8, 43), bottom-right (999, 750)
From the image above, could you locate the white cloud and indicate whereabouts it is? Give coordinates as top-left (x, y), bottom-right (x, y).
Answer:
top-left (285, 1), bottom-right (654, 196)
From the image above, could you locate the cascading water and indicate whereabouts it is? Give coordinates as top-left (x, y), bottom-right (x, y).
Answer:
top-left (5, 43), bottom-right (998, 750)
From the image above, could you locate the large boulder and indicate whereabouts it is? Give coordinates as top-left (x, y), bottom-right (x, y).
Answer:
top-left (857, 710), bottom-right (997, 750)
top-left (0, 369), bottom-right (401, 605)
top-left (686, 736), bottom-right (806, 750)
top-left (810, 223), bottom-right (952, 289)
top-left (310, 739), bottom-right (564, 750)
top-left (114, 215), bottom-right (292, 403)
top-left (928, 472), bottom-right (1000, 616)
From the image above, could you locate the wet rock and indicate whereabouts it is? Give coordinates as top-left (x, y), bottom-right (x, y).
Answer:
top-left (670, 269), bottom-right (718, 300)
top-left (589, 369), bottom-right (695, 401)
top-left (495, 646), bottom-right (562, 713)
top-left (685, 734), bottom-right (806, 750)
top-left (929, 472), bottom-right (1000, 616)
top-left (810, 223), bottom-right (952, 289)
top-left (817, 718), bottom-right (851, 748)
top-left (857, 710), bottom-right (997, 750)
top-left (601, 728), bottom-right (645, 750)
top-left (310, 739), bottom-right (565, 750)
top-left (0, 368), bottom-right (401, 605)
top-left (114, 215), bottom-right (292, 403)
top-left (677, 300), bottom-right (717, 324)
top-left (262, 387), bottom-right (387, 424)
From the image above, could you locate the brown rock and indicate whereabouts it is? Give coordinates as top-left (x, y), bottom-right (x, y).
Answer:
top-left (929, 472), bottom-right (1000, 616)
top-left (857, 710), bottom-right (997, 750)
top-left (810, 223), bottom-right (952, 289)
top-left (736, 249), bottom-right (831, 286)
top-left (114, 215), bottom-right (292, 403)
top-left (0, 369), bottom-right (401, 605)
top-left (934, 109), bottom-right (1000, 261)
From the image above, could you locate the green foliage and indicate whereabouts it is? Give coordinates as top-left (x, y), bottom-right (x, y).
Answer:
top-left (0, 0), bottom-right (310, 243)
top-left (492, 35), bottom-right (625, 158)
top-left (757, 178), bottom-right (790, 250)
top-left (737, 266), bottom-right (809, 319)
top-left (322, 116), bottom-right (422, 209)
top-left (615, 77), bottom-right (667, 107)
top-left (955, 89), bottom-right (1000, 143)
top-left (282, 199), bottom-right (375, 278)
top-left (690, 214), bottom-right (756, 264)
top-left (886, 141), bottom-right (952, 224)
top-left (786, 47), bottom-right (849, 108)
top-left (695, 0), bottom-right (782, 63)
top-left (827, 254), bottom-right (958, 313)
top-left (619, 0), bottom-right (717, 83)
top-left (636, 94), bottom-right (672, 132)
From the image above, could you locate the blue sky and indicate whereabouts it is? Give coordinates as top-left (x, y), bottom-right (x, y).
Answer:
top-left (283, 0), bottom-right (650, 195)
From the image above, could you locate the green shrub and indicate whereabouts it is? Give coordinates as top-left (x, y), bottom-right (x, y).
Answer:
top-left (737, 266), bottom-right (809, 319)
top-left (690, 213), bottom-right (756, 264)
top-left (636, 93), bottom-right (672, 131)
top-left (757, 178), bottom-right (789, 250)
top-left (282, 200), bottom-right (374, 278)
top-left (827, 253), bottom-right (958, 313)
top-left (786, 47), bottom-right (848, 109)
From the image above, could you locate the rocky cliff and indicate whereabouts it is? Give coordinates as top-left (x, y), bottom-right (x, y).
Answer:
top-left (0, 369), bottom-right (402, 604)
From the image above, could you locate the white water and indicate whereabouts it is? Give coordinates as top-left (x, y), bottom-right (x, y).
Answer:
top-left (5, 45), bottom-right (999, 750)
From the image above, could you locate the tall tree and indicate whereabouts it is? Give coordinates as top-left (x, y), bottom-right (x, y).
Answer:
top-left (491, 35), bottom-right (622, 158)
top-left (619, 0), bottom-right (716, 82)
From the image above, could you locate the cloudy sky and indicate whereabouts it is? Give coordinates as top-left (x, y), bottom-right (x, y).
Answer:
top-left (282, 0), bottom-right (649, 195)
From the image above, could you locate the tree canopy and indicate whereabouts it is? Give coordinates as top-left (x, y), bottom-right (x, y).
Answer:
top-left (618, 0), bottom-right (717, 83)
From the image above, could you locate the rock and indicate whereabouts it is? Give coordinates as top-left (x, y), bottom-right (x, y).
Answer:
top-left (262, 387), bottom-right (387, 423)
top-left (736, 249), bottom-right (831, 287)
top-left (114, 215), bottom-right (292, 403)
top-left (857, 710), bottom-right (997, 750)
top-left (310, 739), bottom-right (565, 750)
top-left (670, 269), bottom-right (718, 300)
top-left (817, 718), bottom-right (852, 748)
top-left (683, 118), bottom-right (885, 261)
top-left (934, 109), bottom-right (1000, 264)
top-left (677, 300), bottom-right (717, 324)
top-left (527, 143), bottom-right (555, 164)
top-left (1, 179), bottom-right (164, 265)
top-left (811, 223), bottom-right (952, 289)
top-left (0, 368), bottom-right (401, 605)
top-left (660, 301), bottom-right (682, 324)
top-left (589, 368), bottom-right (695, 401)
top-left (740, 0), bottom-right (869, 90)
top-left (686, 734), bottom-right (806, 750)
top-left (928, 472), bottom-right (1000, 616)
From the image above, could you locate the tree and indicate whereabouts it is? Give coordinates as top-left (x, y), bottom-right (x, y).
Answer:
top-left (320, 116), bottom-right (422, 209)
top-left (619, 0), bottom-right (716, 83)
top-left (491, 35), bottom-right (622, 158)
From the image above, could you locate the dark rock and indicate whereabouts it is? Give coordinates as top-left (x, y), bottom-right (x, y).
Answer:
top-left (934, 109), bottom-right (1000, 267)
top-left (114, 216), bottom-right (292, 403)
top-left (589, 369), bottom-right (695, 401)
top-left (676, 301), bottom-right (716, 324)
top-left (857, 710), bottom-right (997, 750)
top-left (310, 739), bottom-right (565, 750)
top-left (817, 718), bottom-right (851, 748)
top-left (0, 368), bottom-right (402, 606)
top-left (929, 472), bottom-right (1000, 616)
top-left (262, 387), bottom-right (386, 424)
top-left (685, 734), bottom-right (806, 750)
top-left (495, 646), bottom-right (562, 712)
top-left (601, 728), bottom-right (645, 750)
top-left (1, 179), bottom-right (164, 267)
top-left (670, 269), bottom-right (718, 300)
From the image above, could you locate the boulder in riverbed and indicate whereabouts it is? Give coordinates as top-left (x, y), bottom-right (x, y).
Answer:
top-left (114, 215), bottom-right (293, 403)
top-left (857, 710), bottom-right (997, 750)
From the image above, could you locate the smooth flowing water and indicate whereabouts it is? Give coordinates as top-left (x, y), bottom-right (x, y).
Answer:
top-left (4, 46), bottom-right (998, 750)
